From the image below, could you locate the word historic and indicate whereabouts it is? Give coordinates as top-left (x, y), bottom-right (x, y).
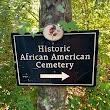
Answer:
top-left (38, 45), bottom-right (71, 52)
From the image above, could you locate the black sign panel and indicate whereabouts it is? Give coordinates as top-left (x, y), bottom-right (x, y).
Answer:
top-left (11, 30), bottom-right (99, 86)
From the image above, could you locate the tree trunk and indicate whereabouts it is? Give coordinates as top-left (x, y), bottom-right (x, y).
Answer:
top-left (39, 0), bottom-right (72, 28)
top-left (37, 0), bottom-right (72, 110)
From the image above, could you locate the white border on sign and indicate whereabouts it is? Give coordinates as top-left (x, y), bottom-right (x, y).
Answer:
top-left (13, 32), bottom-right (97, 86)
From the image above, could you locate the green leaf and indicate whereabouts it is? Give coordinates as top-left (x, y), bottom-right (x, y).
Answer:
top-left (19, 21), bottom-right (30, 27)
top-left (1, 10), bottom-right (8, 15)
top-left (58, 20), bottom-right (70, 32)
top-left (98, 103), bottom-right (103, 110)
top-left (30, 31), bottom-right (36, 38)
top-left (39, 28), bottom-right (44, 32)
top-left (61, 2), bottom-right (65, 7)
top-left (68, 21), bottom-right (78, 30)
top-left (58, 20), bottom-right (78, 32)
top-left (58, 20), bottom-right (67, 26)
top-left (17, 27), bottom-right (26, 35)
top-left (30, 28), bottom-right (39, 38)
top-left (46, 15), bottom-right (52, 19)
top-left (86, 107), bottom-right (91, 110)
top-left (56, 4), bottom-right (65, 13)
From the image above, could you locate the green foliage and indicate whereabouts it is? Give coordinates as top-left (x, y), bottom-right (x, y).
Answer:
top-left (0, 0), bottom-right (39, 109)
top-left (46, 15), bottom-right (52, 19)
top-left (30, 27), bottom-right (39, 38)
top-left (58, 20), bottom-right (78, 32)
top-left (67, 94), bottom-right (80, 110)
top-left (56, 2), bottom-right (65, 13)
top-left (17, 27), bottom-right (26, 35)
top-left (9, 87), bottom-right (36, 110)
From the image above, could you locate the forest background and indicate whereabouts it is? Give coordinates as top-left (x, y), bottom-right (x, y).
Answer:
top-left (0, 0), bottom-right (110, 110)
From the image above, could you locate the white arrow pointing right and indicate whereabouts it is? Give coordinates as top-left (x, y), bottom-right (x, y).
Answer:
top-left (40, 72), bottom-right (70, 81)
top-left (61, 72), bottom-right (70, 81)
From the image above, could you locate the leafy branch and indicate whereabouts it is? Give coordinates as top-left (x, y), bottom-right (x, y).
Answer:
top-left (58, 20), bottom-right (78, 32)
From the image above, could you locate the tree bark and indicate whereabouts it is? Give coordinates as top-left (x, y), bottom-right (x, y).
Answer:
top-left (39, 0), bottom-right (72, 28)
top-left (37, 0), bottom-right (72, 110)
